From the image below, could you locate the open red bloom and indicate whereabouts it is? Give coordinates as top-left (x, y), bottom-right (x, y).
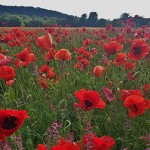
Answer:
top-left (55, 49), bottom-right (71, 61)
top-left (51, 138), bottom-right (80, 150)
top-left (6, 79), bottom-right (14, 86)
top-left (120, 89), bottom-right (143, 101)
top-left (0, 53), bottom-right (12, 66)
top-left (123, 61), bottom-right (136, 70)
top-left (36, 33), bottom-right (53, 50)
top-left (37, 144), bottom-right (47, 150)
top-left (0, 109), bottom-right (29, 141)
top-left (0, 66), bottom-right (16, 81)
top-left (93, 66), bottom-right (105, 77)
top-left (128, 39), bottom-right (150, 61)
top-left (83, 38), bottom-right (92, 47)
top-left (124, 95), bottom-right (148, 118)
top-left (15, 48), bottom-right (32, 68)
top-left (82, 133), bottom-right (115, 150)
top-left (45, 49), bottom-right (58, 61)
top-left (103, 41), bottom-right (123, 55)
top-left (74, 89), bottom-right (106, 111)
top-left (113, 52), bottom-right (127, 66)
top-left (39, 65), bottom-right (55, 78)
top-left (127, 72), bottom-right (137, 80)
top-left (74, 59), bottom-right (90, 72)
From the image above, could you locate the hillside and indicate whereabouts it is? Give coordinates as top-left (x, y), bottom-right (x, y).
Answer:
top-left (0, 5), bottom-right (149, 27)
top-left (0, 5), bottom-right (72, 19)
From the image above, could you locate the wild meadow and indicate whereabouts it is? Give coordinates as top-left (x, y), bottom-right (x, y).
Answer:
top-left (0, 23), bottom-right (150, 150)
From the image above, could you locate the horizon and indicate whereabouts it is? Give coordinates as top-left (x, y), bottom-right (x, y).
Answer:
top-left (0, 0), bottom-right (149, 20)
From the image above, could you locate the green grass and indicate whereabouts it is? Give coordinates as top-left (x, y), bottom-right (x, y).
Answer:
top-left (0, 27), bottom-right (150, 150)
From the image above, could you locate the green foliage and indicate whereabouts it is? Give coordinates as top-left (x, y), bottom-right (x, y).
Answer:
top-left (87, 12), bottom-right (98, 27)
top-left (7, 15), bottom-right (22, 27)
top-left (0, 5), bottom-right (150, 27)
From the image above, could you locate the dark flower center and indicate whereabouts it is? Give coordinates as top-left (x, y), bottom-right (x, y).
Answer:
top-left (20, 54), bottom-right (27, 61)
top-left (132, 104), bottom-right (138, 112)
top-left (133, 47), bottom-right (142, 55)
top-left (85, 100), bottom-right (93, 108)
top-left (2, 116), bottom-right (18, 130)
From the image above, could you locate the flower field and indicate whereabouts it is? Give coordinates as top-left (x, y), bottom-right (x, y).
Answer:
top-left (0, 25), bottom-right (150, 150)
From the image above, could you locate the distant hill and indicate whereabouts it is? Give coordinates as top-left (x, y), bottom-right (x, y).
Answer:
top-left (0, 5), bottom-right (149, 27)
top-left (0, 5), bottom-right (72, 19)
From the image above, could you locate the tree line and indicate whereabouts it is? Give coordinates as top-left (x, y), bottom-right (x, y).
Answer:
top-left (0, 12), bottom-right (149, 27)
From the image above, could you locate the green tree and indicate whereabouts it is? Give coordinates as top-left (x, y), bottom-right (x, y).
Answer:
top-left (87, 12), bottom-right (98, 27)
top-left (0, 13), bottom-right (10, 26)
top-left (8, 15), bottom-right (22, 26)
top-left (25, 18), bottom-right (44, 27)
top-left (45, 18), bottom-right (57, 26)
top-left (112, 19), bottom-right (119, 27)
top-left (120, 13), bottom-right (130, 22)
top-left (98, 18), bottom-right (108, 27)
top-left (79, 13), bottom-right (87, 26)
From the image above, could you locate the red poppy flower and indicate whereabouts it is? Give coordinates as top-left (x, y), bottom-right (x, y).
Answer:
top-left (55, 49), bottom-right (71, 61)
top-left (103, 41), bottom-right (123, 55)
top-left (51, 138), bottom-right (80, 150)
top-left (144, 99), bottom-right (150, 109)
top-left (100, 136), bottom-right (115, 149)
top-left (83, 51), bottom-right (93, 59)
top-left (37, 75), bottom-right (49, 89)
top-left (113, 52), bottom-right (127, 66)
top-left (37, 73), bottom-right (59, 89)
top-left (45, 50), bottom-right (57, 61)
top-left (101, 33), bottom-right (107, 39)
top-left (77, 47), bottom-right (86, 55)
top-left (116, 34), bottom-right (126, 44)
top-left (83, 39), bottom-right (92, 47)
top-left (36, 33), bottom-right (53, 50)
top-left (55, 37), bottom-right (62, 43)
top-left (74, 59), bottom-right (90, 72)
top-left (142, 84), bottom-right (150, 95)
top-left (0, 53), bottom-right (12, 66)
top-left (74, 89), bottom-right (106, 111)
top-left (30, 53), bottom-right (36, 62)
top-left (128, 39), bottom-right (150, 61)
top-left (0, 66), bottom-right (16, 81)
top-left (37, 144), bottom-right (47, 150)
top-left (77, 55), bottom-right (83, 61)
top-left (93, 66), bottom-right (105, 77)
top-left (91, 48), bottom-right (98, 55)
top-left (94, 40), bottom-right (101, 46)
top-left (124, 95), bottom-right (146, 118)
top-left (0, 109), bottom-right (29, 141)
top-left (82, 133), bottom-right (115, 150)
top-left (15, 48), bottom-right (32, 68)
top-left (5, 80), bottom-right (14, 86)
top-left (123, 62), bottom-right (136, 70)
top-left (127, 72), bottom-right (137, 80)
top-left (120, 89), bottom-right (143, 101)
top-left (39, 65), bottom-right (55, 78)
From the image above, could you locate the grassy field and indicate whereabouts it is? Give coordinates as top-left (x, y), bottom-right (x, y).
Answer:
top-left (0, 26), bottom-right (150, 150)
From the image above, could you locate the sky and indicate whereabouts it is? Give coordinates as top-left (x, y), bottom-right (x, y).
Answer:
top-left (0, 0), bottom-right (149, 20)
